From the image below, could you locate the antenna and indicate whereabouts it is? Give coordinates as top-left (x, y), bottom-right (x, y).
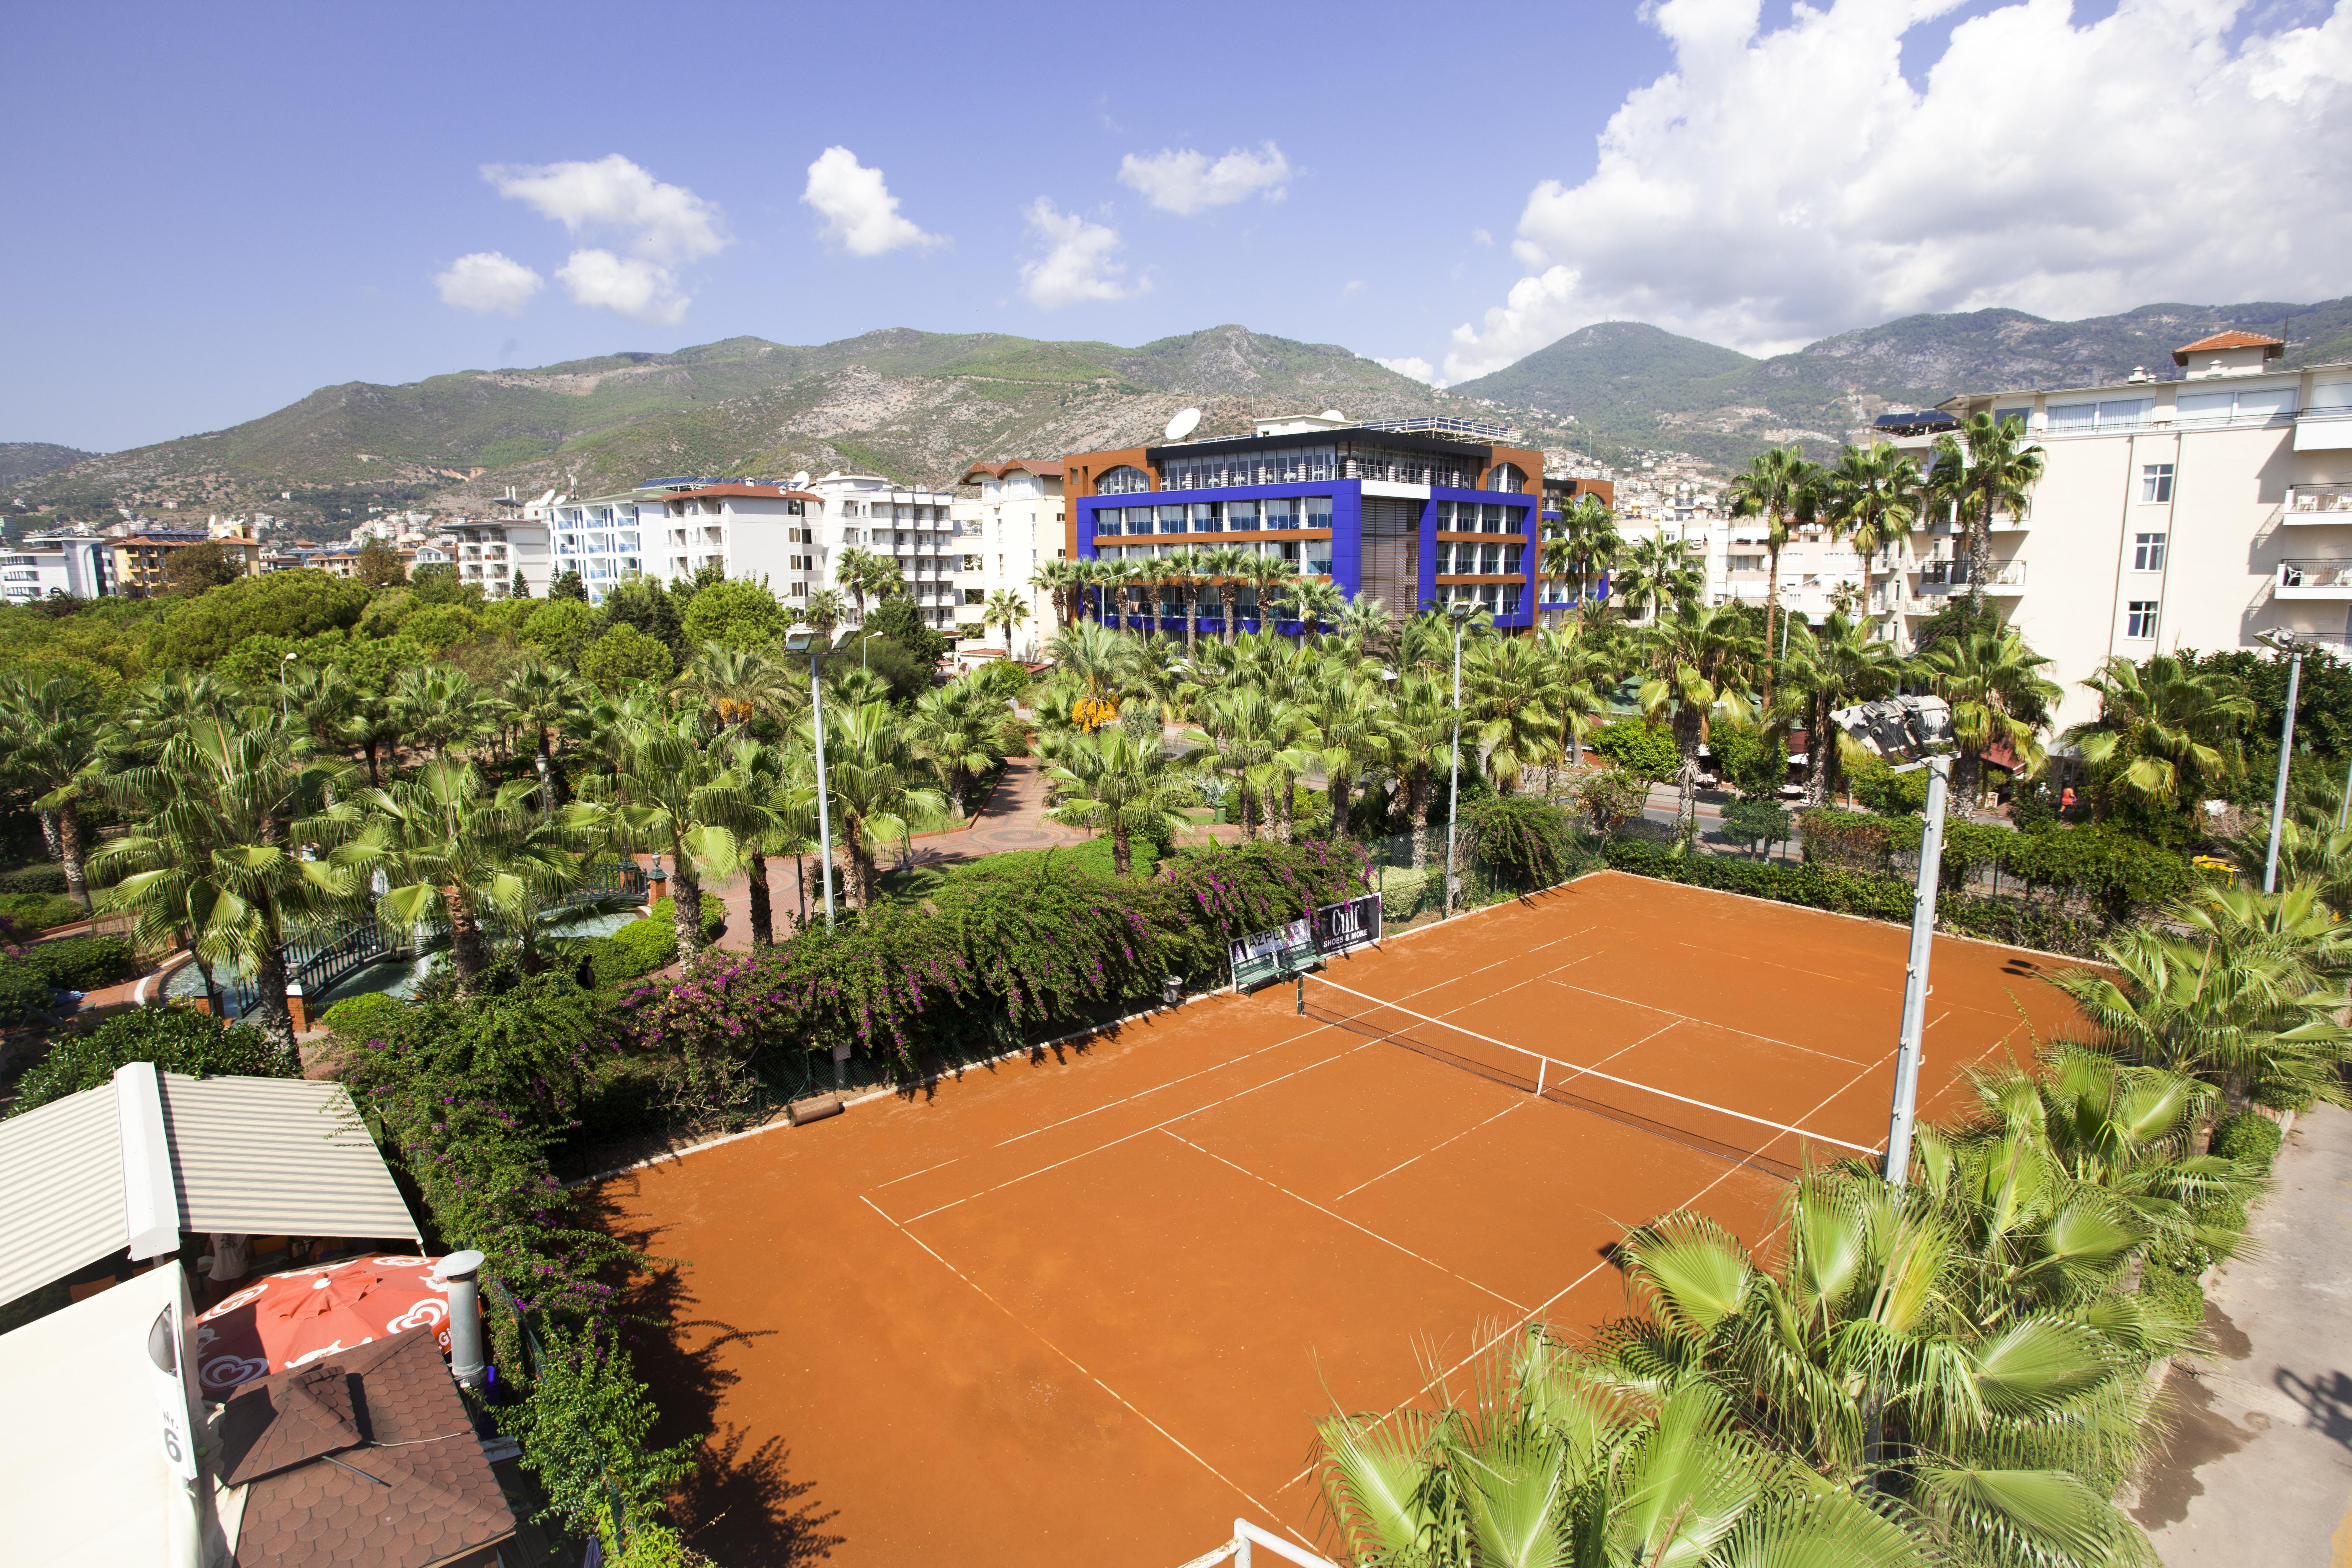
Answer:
top-left (1164, 407), bottom-right (1202, 441)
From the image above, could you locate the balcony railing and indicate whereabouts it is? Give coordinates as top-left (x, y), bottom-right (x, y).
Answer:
top-left (2276, 560), bottom-right (2352, 595)
top-left (2286, 484), bottom-right (2352, 519)
top-left (1919, 559), bottom-right (2026, 592)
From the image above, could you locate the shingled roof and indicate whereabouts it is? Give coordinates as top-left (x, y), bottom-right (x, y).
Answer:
top-left (221, 1330), bottom-right (516, 1568)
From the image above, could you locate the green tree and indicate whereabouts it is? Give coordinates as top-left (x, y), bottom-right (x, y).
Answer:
top-left (864, 594), bottom-right (949, 666)
top-left (1931, 410), bottom-right (2046, 613)
top-left (550, 568), bottom-right (588, 601)
top-left (679, 576), bottom-right (789, 651)
top-left (563, 715), bottom-right (763, 962)
top-left (520, 597), bottom-right (598, 664)
top-left (355, 539), bottom-right (407, 588)
top-left (1781, 612), bottom-right (1903, 804)
top-left (357, 759), bottom-right (568, 992)
top-left (908, 678), bottom-right (1006, 817)
top-left (1547, 491), bottom-right (1620, 619)
top-left (580, 623), bottom-right (676, 694)
top-left (161, 539), bottom-right (242, 594)
top-left (11, 1008), bottom-right (291, 1114)
top-left (1725, 445), bottom-right (1823, 709)
top-left (802, 587), bottom-right (850, 637)
top-left (1043, 725), bottom-right (1198, 875)
top-left (144, 569), bottom-right (370, 668)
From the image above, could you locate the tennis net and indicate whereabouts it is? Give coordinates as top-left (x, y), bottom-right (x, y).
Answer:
top-left (1302, 975), bottom-right (1883, 1181)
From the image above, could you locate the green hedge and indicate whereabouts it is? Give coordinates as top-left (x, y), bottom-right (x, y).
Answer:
top-left (1462, 795), bottom-right (1589, 890)
top-left (0, 892), bottom-right (86, 931)
top-left (11, 1006), bottom-right (291, 1113)
top-left (1589, 719), bottom-right (1680, 781)
top-left (0, 865), bottom-right (68, 897)
top-left (18, 936), bottom-right (137, 990)
top-left (2212, 1109), bottom-right (2285, 1174)
top-left (0, 960), bottom-right (52, 1027)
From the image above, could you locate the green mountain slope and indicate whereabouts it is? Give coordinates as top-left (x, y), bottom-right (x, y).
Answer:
top-left (0, 443), bottom-right (97, 492)
top-left (1451, 296), bottom-right (2352, 466)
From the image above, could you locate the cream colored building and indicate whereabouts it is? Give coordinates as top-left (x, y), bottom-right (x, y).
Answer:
top-left (1880, 330), bottom-right (2352, 728)
top-left (952, 460), bottom-right (1065, 657)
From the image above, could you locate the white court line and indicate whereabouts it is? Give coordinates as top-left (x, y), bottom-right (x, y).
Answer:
top-left (857, 1194), bottom-right (1312, 1549)
top-left (1335, 1100), bottom-right (1526, 1202)
top-left (1545, 979), bottom-right (1868, 1068)
top-left (886, 1037), bottom-right (1377, 1225)
top-left (1159, 1129), bottom-right (1529, 1312)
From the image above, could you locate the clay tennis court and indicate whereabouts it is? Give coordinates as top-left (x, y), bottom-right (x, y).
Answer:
top-left (590, 870), bottom-right (2085, 1565)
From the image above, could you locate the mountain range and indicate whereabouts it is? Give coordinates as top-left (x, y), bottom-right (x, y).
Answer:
top-left (12, 296), bottom-right (2352, 531)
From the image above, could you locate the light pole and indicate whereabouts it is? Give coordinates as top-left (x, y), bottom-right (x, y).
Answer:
top-left (278, 651), bottom-right (297, 718)
top-left (1884, 753), bottom-right (1951, 1186)
top-left (1443, 600), bottom-right (1473, 920)
top-left (784, 627), bottom-right (838, 928)
top-left (2258, 630), bottom-right (2303, 893)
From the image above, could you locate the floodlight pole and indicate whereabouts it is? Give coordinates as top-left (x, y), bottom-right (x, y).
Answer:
top-left (1885, 754), bottom-right (1950, 1187)
top-left (804, 648), bottom-right (838, 928)
top-left (1444, 606), bottom-right (1470, 920)
top-left (2262, 645), bottom-right (2303, 892)
top-left (2337, 749), bottom-right (2352, 835)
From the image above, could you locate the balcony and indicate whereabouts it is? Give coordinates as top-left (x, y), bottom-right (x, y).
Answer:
top-left (2284, 484), bottom-right (2352, 523)
top-left (2294, 405), bottom-right (2352, 452)
top-left (2275, 560), bottom-right (2352, 599)
top-left (1917, 559), bottom-right (2026, 596)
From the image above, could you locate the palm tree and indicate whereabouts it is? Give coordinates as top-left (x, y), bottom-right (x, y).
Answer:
top-left (1029, 558), bottom-right (1082, 634)
top-left (1309, 673), bottom-right (1393, 838)
top-left (1823, 441), bottom-right (1922, 643)
top-left (1725, 445), bottom-right (1823, 709)
top-left (1335, 593), bottom-right (1393, 657)
top-left (907, 679), bottom-right (1005, 816)
top-left (2061, 653), bottom-right (2252, 816)
top-left (561, 715), bottom-right (763, 962)
top-left (357, 759), bottom-right (568, 992)
top-left (801, 700), bottom-right (948, 905)
top-left (1042, 726), bottom-right (1197, 874)
top-left (670, 642), bottom-right (798, 730)
top-left (1613, 532), bottom-right (1700, 625)
top-left (1287, 577), bottom-right (1346, 646)
top-left (1200, 687), bottom-right (1318, 841)
top-left (1548, 491), bottom-right (1620, 621)
top-left (1639, 603), bottom-right (1758, 827)
top-left (1780, 612), bottom-right (1903, 804)
top-left (1537, 620), bottom-right (1617, 785)
top-left (802, 587), bottom-right (850, 638)
top-left (1931, 410), bottom-right (2045, 612)
top-left (0, 675), bottom-right (109, 908)
top-left (281, 663), bottom-right (362, 768)
top-left (98, 715), bottom-right (364, 1053)
top-left (1244, 554), bottom-right (1300, 637)
top-left (725, 733), bottom-right (815, 945)
top-left (389, 665), bottom-right (492, 761)
top-left (1463, 634), bottom-right (1563, 793)
top-left (501, 660), bottom-right (583, 811)
top-left (1377, 676), bottom-right (1456, 872)
top-left (1924, 623), bottom-right (2060, 805)
top-left (1198, 544), bottom-right (1251, 644)
top-left (983, 588), bottom-right (1032, 655)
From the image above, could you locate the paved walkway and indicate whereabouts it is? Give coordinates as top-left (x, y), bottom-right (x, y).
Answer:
top-left (2134, 1104), bottom-right (2352, 1564)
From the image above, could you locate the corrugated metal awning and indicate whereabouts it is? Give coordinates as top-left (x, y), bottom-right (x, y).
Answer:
top-left (0, 1086), bottom-right (127, 1308)
top-left (0, 1068), bottom-right (421, 1307)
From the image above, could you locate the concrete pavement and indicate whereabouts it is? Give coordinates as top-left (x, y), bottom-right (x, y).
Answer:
top-left (2134, 1104), bottom-right (2352, 1564)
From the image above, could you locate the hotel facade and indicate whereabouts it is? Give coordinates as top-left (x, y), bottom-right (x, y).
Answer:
top-left (1062, 415), bottom-right (1546, 633)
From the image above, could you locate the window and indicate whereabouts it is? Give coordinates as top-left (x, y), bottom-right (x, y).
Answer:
top-left (2141, 464), bottom-right (2174, 503)
top-left (1992, 406), bottom-right (2032, 431)
top-left (2133, 533), bottom-right (2166, 571)
top-left (1097, 465), bottom-right (1150, 495)
top-left (1484, 462), bottom-right (1527, 493)
top-left (963, 588), bottom-right (985, 605)
top-left (961, 554), bottom-right (982, 571)
top-left (2126, 600), bottom-right (2159, 639)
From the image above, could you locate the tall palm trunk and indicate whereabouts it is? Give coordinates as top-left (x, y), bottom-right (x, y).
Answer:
top-left (748, 851), bottom-right (774, 946)
top-left (1967, 497), bottom-right (1992, 614)
top-left (38, 809), bottom-right (60, 861)
top-left (1761, 531), bottom-right (1783, 711)
top-left (670, 866), bottom-right (707, 961)
top-left (1184, 585), bottom-right (1199, 650)
top-left (1806, 693), bottom-right (1832, 806)
top-left (55, 802), bottom-right (90, 910)
top-left (1329, 771), bottom-right (1351, 839)
top-left (444, 884), bottom-right (490, 992)
top-left (1110, 819), bottom-right (1133, 876)
top-left (1407, 773), bottom-right (1431, 872)
top-left (252, 937), bottom-right (299, 1061)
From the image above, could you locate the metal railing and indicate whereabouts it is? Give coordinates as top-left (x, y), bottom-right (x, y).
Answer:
top-left (1919, 559), bottom-right (2027, 591)
top-left (2287, 484), bottom-right (2352, 517)
top-left (2277, 559), bottom-right (2352, 590)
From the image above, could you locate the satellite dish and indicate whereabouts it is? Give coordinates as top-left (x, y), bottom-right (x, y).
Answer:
top-left (1164, 407), bottom-right (1202, 441)
top-left (1320, 409), bottom-right (1346, 423)
top-left (791, 471), bottom-right (812, 490)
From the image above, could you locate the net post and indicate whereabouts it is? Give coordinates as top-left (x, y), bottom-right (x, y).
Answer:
top-left (1295, 972), bottom-right (1305, 1014)
top-left (1234, 1521), bottom-right (1251, 1568)
top-left (1535, 1057), bottom-right (1546, 1097)
top-left (1885, 755), bottom-right (1950, 1186)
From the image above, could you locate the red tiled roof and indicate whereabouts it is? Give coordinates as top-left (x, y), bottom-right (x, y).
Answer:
top-left (657, 483), bottom-right (822, 503)
top-left (959, 459), bottom-right (1064, 482)
top-left (2172, 330), bottom-right (2285, 364)
top-left (222, 1331), bottom-right (515, 1568)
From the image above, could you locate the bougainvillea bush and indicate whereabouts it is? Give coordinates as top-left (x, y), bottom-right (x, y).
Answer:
top-left (619, 837), bottom-right (1367, 1113)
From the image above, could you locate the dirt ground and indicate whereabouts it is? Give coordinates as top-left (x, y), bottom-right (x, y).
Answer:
top-left (586, 870), bottom-right (2085, 1566)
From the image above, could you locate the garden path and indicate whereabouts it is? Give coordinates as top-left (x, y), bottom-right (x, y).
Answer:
top-left (2134, 1104), bottom-right (2352, 1564)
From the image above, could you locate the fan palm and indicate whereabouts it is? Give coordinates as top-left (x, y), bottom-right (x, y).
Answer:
top-left (1464, 635), bottom-right (1563, 794)
top-left (2060, 653), bottom-right (2251, 815)
top-left (97, 714), bottom-right (365, 1052)
top-left (1041, 725), bottom-right (1198, 874)
top-left (1310, 673), bottom-right (1395, 838)
top-left (390, 665), bottom-right (493, 761)
top-left (0, 674), bottom-right (110, 908)
top-left (356, 758), bottom-right (570, 992)
top-left (1289, 577), bottom-right (1346, 646)
top-left (1336, 593), bottom-right (1394, 658)
top-left (671, 642), bottom-right (798, 731)
top-left (1246, 554), bottom-right (1302, 636)
top-left (1638, 604), bottom-right (1758, 827)
top-left (802, 587), bottom-right (850, 637)
top-left (1201, 687), bottom-right (1318, 841)
top-left (1823, 442), bottom-right (1922, 642)
top-left (983, 587), bottom-right (1032, 655)
top-left (1780, 613), bottom-right (1903, 805)
top-left (501, 659), bottom-right (584, 810)
top-left (1725, 445), bottom-right (1823, 709)
top-left (908, 679), bottom-right (1006, 816)
top-left (1930, 412), bottom-right (2045, 612)
top-left (1548, 492), bottom-right (1621, 622)
top-left (725, 733), bottom-right (816, 944)
top-left (1536, 622), bottom-right (1617, 786)
top-left (801, 700), bottom-right (949, 905)
top-left (561, 714), bottom-right (764, 961)
top-left (1613, 532), bottom-right (1702, 626)
top-left (1376, 676), bottom-right (1457, 872)
top-left (1924, 624), bottom-right (2060, 804)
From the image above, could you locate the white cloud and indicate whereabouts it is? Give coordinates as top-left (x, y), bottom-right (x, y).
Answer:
top-left (1374, 355), bottom-right (1436, 384)
top-left (1341, 279), bottom-right (1368, 299)
top-left (1443, 0), bottom-right (2352, 382)
top-left (434, 251), bottom-right (542, 315)
top-left (801, 146), bottom-right (945, 256)
top-left (1018, 199), bottom-right (1145, 309)
top-left (556, 250), bottom-right (687, 326)
top-left (1117, 142), bottom-right (1291, 215)
top-left (1470, 228), bottom-right (1493, 247)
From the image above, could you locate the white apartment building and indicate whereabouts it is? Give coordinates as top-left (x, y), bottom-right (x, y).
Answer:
top-left (796, 472), bottom-right (960, 632)
top-left (0, 529), bottom-right (112, 602)
top-left (1879, 330), bottom-right (2352, 728)
top-left (953, 460), bottom-right (1065, 657)
top-left (444, 516), bottom-right (554, 601)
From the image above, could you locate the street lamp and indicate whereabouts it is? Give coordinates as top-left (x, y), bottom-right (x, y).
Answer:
top-left (279, 651), bottom-right (297, 718)
top-left (1444, 599), bottom-right (1474, 920)
top-left (784, 626), bottom-right (838, 928)
top-left (2257, 629), bottom-right (2304, 893)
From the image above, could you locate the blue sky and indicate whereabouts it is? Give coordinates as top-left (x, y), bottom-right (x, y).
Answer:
top-left (7, 0), bottom-right (2347, 454)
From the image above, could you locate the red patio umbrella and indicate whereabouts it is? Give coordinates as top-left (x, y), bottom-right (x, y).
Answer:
top-left (193, 1256), bottom-right (457, 1395)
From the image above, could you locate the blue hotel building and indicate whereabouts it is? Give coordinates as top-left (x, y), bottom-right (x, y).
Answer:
top-left (1063, 414), bottom-right (1552, 633)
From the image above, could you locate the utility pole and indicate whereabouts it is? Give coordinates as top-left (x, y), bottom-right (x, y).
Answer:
top-left (1444, 601), bottom-right (1472, 918)
top-left (2261, 633), bottom-right (2304, 893)
top-left (1885, 755), bottom-right (1950, 1186)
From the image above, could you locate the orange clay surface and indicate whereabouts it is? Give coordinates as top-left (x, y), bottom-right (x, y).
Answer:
top-left (589, 870), bottom-right (2084, 1565)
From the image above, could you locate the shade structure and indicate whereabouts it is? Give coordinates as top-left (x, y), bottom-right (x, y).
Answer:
top-left (192, 1256), bottom-right (454, 1395)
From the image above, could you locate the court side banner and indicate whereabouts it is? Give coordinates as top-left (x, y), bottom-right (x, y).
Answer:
top-left (1314, 893), bottom-right (1382, 956)
top-left (1230, 918), bottom-right (1314, 990)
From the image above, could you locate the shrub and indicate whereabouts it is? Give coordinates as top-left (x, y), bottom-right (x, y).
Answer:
top-left (1721, 800), bottom-right (1791, 855)
top-left (0, 892), bottom-right (86, 931)
top-left (2212, 1109), bottom-right (2285, 1174)
top-left (498, 1319), bottom-right (700, 1558)
top-left (0, 864), bottom-right (67, 897)
top-left (320, 991), bottom-right (407, 1044)
top-left (1844, 754), bottom-right (1931, 815)
top-left (1605, 837), bottom-right (1919, 921)
top-left (1708, 720), bottom-right (1788, 799)
top-left (20, 935), bottom-right (136, 990)
top-left (645, 895), bottom-right (724, 943)
top-left (1576, 768), bottom-right (1651, 832)
top-left (12, 1007), bottom-right (289, 1112)
top-left (2139, 1262), bottom-right (2204, 1329)
top-left (996, 716), bottom-right (1032, 758)
top-left (2000, 823), bottom-right (2190, 919)
top-left (1588, 719), bottom-right (1680, 781)
top-left (610, 918), bottom-right (680, 975)
top-left (1463, 795), bottom-right (1586, 890)
top-left (0, 959), bottom-right (54, 1028)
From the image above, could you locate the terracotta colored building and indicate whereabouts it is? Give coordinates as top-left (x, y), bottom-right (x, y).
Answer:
top-left (1063, 413), bottom-right (1547, 632)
